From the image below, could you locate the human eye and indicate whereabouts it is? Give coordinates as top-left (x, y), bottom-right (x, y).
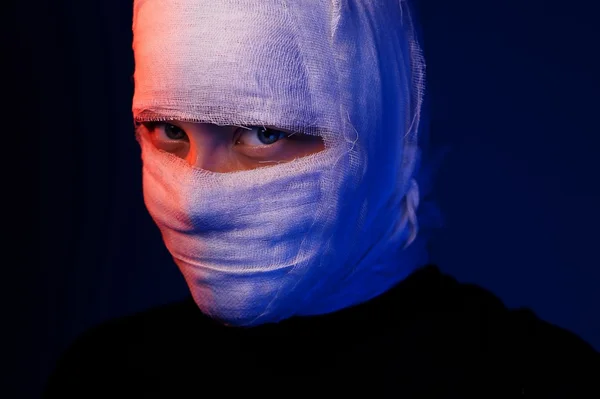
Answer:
top-left (137, 121), bottom-right (190, 155)
top-left (234, 126), bottom-right (288, 147)
top-left (141, 122), bottom-right (189, 142)
top-left (233, 125), bottom-right (325, 163)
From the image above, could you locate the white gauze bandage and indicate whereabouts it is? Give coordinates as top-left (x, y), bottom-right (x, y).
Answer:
top-left (132, 0), bottom-right (427, 326)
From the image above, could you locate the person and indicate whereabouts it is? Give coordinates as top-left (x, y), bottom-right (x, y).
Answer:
top-left (45, 0), bottom-right (599, 397)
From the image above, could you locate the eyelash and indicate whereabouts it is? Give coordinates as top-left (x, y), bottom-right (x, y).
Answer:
top-left (140, 122), bottom-right (291, 142)
top-left (233, 126), bottom-right (290, 146)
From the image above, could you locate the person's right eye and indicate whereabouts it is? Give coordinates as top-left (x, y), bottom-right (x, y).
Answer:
top-left (143, 122), bottom-right (189, 142)
top-left (139, 122), bottom-right (190, 156)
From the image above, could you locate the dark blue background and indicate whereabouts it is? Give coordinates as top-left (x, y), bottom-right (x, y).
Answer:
top-left (23, 0), bottom-right (600, 397)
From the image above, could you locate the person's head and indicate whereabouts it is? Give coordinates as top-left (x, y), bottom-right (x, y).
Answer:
top-left (132, 0), bottom-right (427, 326)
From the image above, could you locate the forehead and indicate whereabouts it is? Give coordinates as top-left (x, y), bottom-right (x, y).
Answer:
top-left (132, 0), bottom-right (341, 138)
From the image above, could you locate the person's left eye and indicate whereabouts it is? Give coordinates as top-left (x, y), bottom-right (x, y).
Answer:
top-left (236, 126), bottom-right (288, 146)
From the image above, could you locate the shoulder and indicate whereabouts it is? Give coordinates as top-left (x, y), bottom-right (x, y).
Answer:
top-left (425, 266), bottom-right (600, 394)
top-left (502, 306), bottom-right (600, 393)
top-left (44, 297), bottom-right (207, 397)
top-left (74, 297), bottom-right (205, 350)
top-left (427, 265), bottom-right (598, 355)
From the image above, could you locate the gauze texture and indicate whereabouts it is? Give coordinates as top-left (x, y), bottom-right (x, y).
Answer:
top-left (133, 0), bottom-right (427, 326)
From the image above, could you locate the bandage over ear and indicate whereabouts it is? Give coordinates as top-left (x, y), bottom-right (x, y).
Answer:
top-left (133, 0), bottom-right (427, 326)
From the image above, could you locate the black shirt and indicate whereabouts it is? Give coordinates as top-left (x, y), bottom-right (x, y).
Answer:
top-left (44, 265), bottom-right (599, 398)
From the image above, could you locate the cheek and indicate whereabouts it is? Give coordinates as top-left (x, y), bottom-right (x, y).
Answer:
top-left (247, 139), bottom-right (325, 166)
top-left (290, 139), bottom-right (325, 159)
top-left (150, 136), bottom-right (190, 159)
top-left (310, 138), bottom-right (326, 153)
top-left (234, 153), bottom-right (266, 171)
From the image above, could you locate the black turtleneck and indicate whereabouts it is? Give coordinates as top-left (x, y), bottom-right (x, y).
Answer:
top-left (44, 265), bottom-right (599, 398)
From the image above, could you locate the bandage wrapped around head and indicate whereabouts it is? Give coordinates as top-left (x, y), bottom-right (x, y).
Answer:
top-left (132, 0), bottom-right (427, 326)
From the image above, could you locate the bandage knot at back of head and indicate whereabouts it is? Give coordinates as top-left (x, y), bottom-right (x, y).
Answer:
top-left (132, 0), bottom-right (427, 326)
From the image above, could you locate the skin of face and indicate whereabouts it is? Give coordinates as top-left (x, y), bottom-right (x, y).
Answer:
top-left (136, 121), bottom-right (325, 173)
